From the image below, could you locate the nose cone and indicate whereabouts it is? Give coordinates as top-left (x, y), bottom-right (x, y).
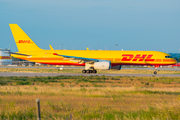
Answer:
top-left (172, 58), bottom-right (178, 65)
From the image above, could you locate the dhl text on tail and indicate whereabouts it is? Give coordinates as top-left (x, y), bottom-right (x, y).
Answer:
top-left (9, 24), bottom-right (177, 74)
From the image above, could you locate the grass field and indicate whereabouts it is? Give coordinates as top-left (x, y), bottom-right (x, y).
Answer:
top-left (0, 67), bottom-right (180, 74)
top-left (0, 75), bottom-right (180, 119)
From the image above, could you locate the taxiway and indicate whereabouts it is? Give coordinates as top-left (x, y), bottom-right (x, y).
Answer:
top-left (0, 72), bottom-right (180, 77)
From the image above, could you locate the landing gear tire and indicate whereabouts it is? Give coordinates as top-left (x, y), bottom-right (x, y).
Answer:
top-left (86, 70), bottom-right (91, 73)
top-left (82, 70), bottom-right (86, 73)
top-left (153, 66), bottom-right (158, 75)
top-left (92, 70), bottom-right (97, 73)
top-left (82, 69), bottom-right (97, 74)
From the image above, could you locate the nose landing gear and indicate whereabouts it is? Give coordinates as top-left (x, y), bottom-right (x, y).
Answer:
top-left (154, 71), bottom-right (157, 75)
top-left (154, 66), bottom-right (158, 75)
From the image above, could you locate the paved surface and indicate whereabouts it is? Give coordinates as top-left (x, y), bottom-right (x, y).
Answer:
top-left (0, 66), bottom-right (84, 69)
top-left (0, 66), bottom-right (180, 77)
top-left (1, 66), bottom-right (180, 71)
top-left (125, 67), bottom-right (180, 71)
top-left (0, 72), bottom-right (180, 77)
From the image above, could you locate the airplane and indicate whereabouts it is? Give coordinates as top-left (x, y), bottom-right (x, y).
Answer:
top-left (9, 24), bottom-right (177, 74)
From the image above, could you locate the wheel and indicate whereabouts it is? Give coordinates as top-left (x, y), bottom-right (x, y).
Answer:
top-left (92, 70), bottom-right (97, 73)
top-left (82, 70), bottom-right (86, 73)
top-left (86, 70), bottom-right (90, 73)
top-left (154, 71), bottom-right (157, 75)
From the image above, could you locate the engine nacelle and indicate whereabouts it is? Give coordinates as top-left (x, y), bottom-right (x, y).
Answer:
top-left (85, 62), bottom-right (111, 70)
top-left (111, 65), bottom-right (122, 70)
top-left (94, 62), bottom-right (111, 70)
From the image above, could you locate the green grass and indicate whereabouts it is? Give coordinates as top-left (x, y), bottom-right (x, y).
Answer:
top-left (0, 76), bottom-right (180, 119)
top-left (0, 105), bottom-right (179, 120)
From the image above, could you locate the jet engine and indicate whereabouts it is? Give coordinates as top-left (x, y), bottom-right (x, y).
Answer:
top-left (85, 61), bottom-right (111, 70)
top-left (94, 62), bottom-right (111, 70)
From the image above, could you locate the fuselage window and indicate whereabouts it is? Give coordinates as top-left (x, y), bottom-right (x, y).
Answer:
top-left (165, 56), bottom-right (172, 58)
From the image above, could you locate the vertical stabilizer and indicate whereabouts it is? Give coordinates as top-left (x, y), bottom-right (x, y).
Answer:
top-left (9, 24), bottom-right (42, 52)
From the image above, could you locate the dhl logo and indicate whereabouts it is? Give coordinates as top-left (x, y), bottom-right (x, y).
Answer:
top-left (121, 54), bottom-right (155, 61)
top-left (17, 40), bottom-right (33, 43)
top-left (0, 56), bottom-right (12, 59)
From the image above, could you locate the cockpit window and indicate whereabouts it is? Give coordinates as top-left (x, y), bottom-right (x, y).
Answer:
top-left (165, 56), bottom-right (172, 58)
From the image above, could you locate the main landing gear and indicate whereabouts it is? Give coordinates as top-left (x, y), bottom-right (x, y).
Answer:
top-left (82, 69), bottom-right (97, 74)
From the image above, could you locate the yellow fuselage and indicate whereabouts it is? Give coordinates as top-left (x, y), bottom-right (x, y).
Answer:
top-left (12, 50), bottom-right (177, 66)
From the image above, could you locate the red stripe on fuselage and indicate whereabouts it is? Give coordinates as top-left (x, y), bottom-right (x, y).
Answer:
top-left (40, 62), bottom-right (85, 66)
top-left (39, 62), bottom-right (174, 66)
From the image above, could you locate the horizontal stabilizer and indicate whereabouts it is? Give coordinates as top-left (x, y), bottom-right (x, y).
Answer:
top-left (6, 52), bottom-right (31, 56)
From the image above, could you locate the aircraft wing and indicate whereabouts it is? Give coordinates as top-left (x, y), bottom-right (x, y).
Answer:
top-left (55, 53), bottom-right (99, 63)
top-left (50, 45), bottom-right (100, 63)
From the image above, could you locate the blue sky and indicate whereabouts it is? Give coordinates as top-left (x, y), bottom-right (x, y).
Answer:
top-left (0, 0), bottom-right (180, 53)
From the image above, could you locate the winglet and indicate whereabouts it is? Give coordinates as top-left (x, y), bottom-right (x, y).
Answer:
top-left (86, 47), bottom-right (89, 51)
top-left (49, 45), bottom-right (55, 51)
top-left (49, 45), bottom-right (58, 55)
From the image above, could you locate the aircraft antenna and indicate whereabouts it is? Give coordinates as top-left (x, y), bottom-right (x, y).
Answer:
top-left (115, 44), bottom-right (118, 50)
top-left (97, 40), bottom-right (98, 50)
top-left (61, 44), bottom-right (63, 50)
